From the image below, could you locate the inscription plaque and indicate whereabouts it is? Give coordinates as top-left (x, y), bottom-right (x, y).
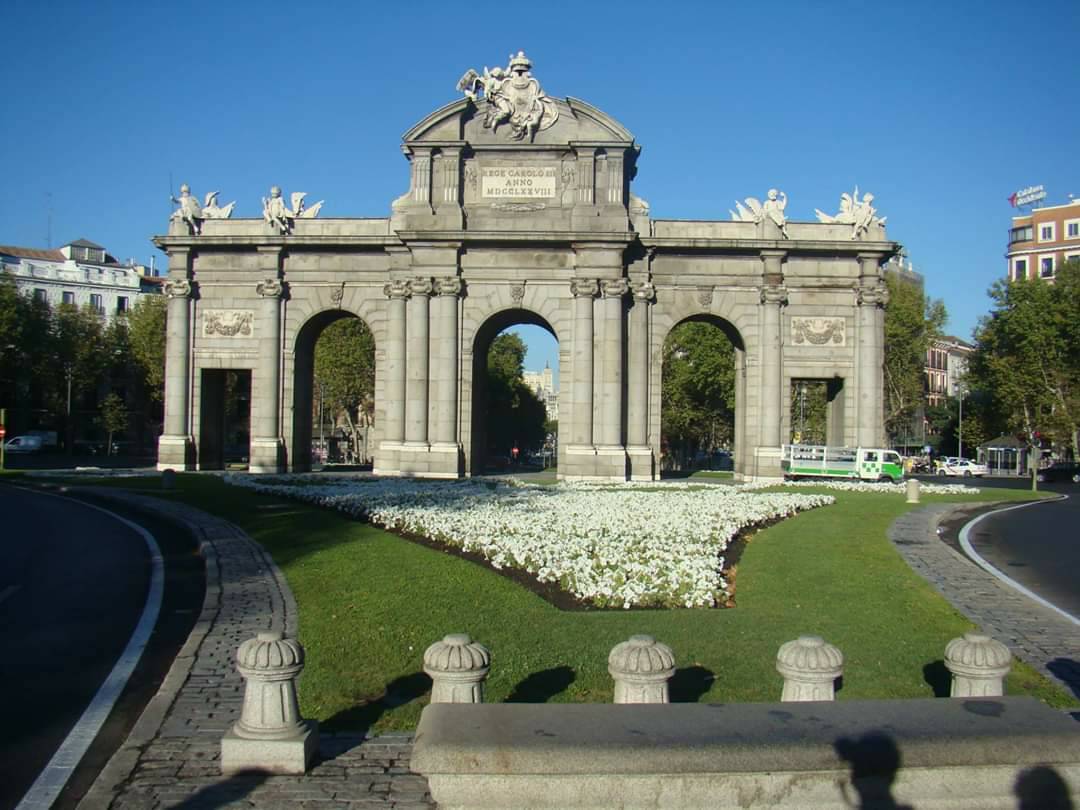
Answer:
top-left (481, 166), bottom-right (557, 199)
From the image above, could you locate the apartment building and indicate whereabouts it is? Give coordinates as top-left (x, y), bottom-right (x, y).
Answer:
top-left (1006, 198), bottom-right (1080, 281)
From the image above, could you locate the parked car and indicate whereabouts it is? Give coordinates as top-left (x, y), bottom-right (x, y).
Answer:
top-left (937, 458), bottom-right (988, 477)
top-left (1036, 462), bottom-right (1080, 484)
top-left (3, 435), bottom-right (43, 453)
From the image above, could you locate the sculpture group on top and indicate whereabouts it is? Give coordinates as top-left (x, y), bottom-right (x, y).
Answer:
top-left (170, 184), bottom-right (236, 235)
top-left (815, 187), bottom-right (885, 240)
top-left (730, 189), bottom-right (790, 238)
top-left (262, 187), bottom-right (324, 235)
top-left (170, 184), bottom-right (323, 236)
top-left (458, 51), bottom-right (559, 141)
top-left (728, 187), bottom-right (887, 241)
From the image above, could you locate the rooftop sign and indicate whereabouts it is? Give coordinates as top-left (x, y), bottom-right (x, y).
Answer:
top-left (1008, 185), bottom-right (1046, 208)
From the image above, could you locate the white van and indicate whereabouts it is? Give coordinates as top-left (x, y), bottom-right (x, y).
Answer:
top-left (4, 435), bottom-right (44, 453)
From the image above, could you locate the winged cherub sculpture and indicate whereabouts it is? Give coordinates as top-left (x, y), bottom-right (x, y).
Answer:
top-left (730, 188), bottom-right (790, 238)
top-left (262, 186), bottom-right (324, 235)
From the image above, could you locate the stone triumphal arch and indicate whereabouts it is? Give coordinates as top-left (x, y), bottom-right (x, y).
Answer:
top-left (156, 52), bottom-right (896, 481)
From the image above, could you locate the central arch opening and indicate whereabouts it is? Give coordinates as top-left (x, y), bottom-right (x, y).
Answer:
top-left (470, 310), bottom-right (559, 475)
top-left (660, 315), bottom-right (745, 475)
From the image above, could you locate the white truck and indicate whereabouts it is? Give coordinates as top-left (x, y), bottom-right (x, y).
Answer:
top-left (781, 445), bottom-right (905, 483)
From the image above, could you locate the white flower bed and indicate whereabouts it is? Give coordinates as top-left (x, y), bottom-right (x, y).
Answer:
top-left (224, 475), bottom-right (833, 609)
top-left (741, 479), bottom-right (979, 495)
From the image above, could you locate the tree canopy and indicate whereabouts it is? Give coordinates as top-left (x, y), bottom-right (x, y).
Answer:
top-left (127, 295), bottom-right (167, 401)
top-left (883, 273), bottom-right (947, 443)
top-left (968, 259), bottom-right (1080, 457)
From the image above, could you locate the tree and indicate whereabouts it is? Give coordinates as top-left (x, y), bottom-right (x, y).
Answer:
top-left (968, 260), bottom-right (1080, 459)
top-left (313, 317), bottom-right (376, 461)
top-left (484, 332), bottom-right (547, 455)
top-left (99, 392), bottom-right (128, 454)
top-left (127, 295), bottom-right (167, 401)
top-left (51, 303), bottom-right (108, 449)
top-left (789, 380), bottom-right (828, 444)
top-left (883, 273), bottom-right (947, 443)
top-left (661, 321), bottom-right (736, 467)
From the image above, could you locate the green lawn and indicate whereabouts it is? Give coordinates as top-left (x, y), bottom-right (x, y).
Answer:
top-left (37, 474), bottom-right (1077, 730)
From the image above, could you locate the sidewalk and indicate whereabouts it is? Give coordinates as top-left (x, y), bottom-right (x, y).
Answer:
top-left (76, 488), bottom-right (433, 810)
top-left (888, 502), bottom-right (1080, 702)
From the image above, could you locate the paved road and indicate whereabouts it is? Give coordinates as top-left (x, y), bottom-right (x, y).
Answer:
top-left (0, 486), bottom-right (150, 810)
top-left (965, 484), bottom-right (1080, 619)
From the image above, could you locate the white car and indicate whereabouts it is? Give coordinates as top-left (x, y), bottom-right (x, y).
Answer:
top-left (937, 458), bottom-right (988, 477)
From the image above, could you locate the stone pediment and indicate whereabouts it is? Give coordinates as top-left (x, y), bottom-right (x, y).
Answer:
top-left (402, 97), bottom-right (635, 149)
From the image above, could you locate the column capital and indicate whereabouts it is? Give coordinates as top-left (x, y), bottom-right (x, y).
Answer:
top-left (384, 280), bottom-right (410, 299)
top-left (434, 276), bottom-right (463, 297)
top-left (630, 281), bottom-right (655, 302)
top-left (164, 278), bottom-right (192, 299)
top-left (856, 282), bottom-right (889, 308)
top-left (601, 279), bottom-right (629, 299)
top-left (408, 277), bottom-right (434, 297)
top-left (256, 277), bottom-right (284, 298)
top-left (571, 278), bottom-right (599, 298)
top-left (760, 284), bottom-right (788, 306)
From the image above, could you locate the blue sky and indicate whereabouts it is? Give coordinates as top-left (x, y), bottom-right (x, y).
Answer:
top-left (3, 0), bottom-right (1078, 383)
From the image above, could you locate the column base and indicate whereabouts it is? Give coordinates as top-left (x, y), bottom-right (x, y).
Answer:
top-left (396, 441), bottom-right (463, 478)
top-left (157, 434), bottom-right (194, 470)
top-left (560, 444), bottom-right (629, 481)
top-left (750, 446), bottom-right (784, 483)
top-left (249, 438), bottom-right (284, 474)
top-left (626, 445), bottom-right (656, 481)
top-left (221, 720), bottom-right (318, 775)
top-left (374, 440), bottom-right (405, 475)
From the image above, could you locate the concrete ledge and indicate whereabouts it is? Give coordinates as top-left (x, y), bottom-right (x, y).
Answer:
top-left (412, 699), bottom-right (1080, 809)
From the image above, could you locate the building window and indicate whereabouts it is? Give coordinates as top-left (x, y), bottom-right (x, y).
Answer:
top-left (90, 293), bottom-right (104, 313)
top-left (1038, 223), bottom-right (1055, 243)
top-left (1066, 219), bottom-right (1080, 239)
top-left (117, 296), bottom-right (128, 313)
top-left (62, 291), bottom-right (75, 305)
top-left (33, 288), bottom-right (47, 302)
top-left (1040, 256), bottom-right (1055, 278)
top-left (1013, 258), bottom-right (1027, 280)
top-left (1009, 225), bottom-right (1033, 243)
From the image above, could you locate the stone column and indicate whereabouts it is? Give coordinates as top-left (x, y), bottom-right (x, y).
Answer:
top-left (598, 279), bottom-right (628, 449)
top-left (627, 282), bottom-right (654, 479)
top-left (158, 273), bottom-right (193, 470)
top-left (432, 277), bottom-right (462, 450)
top-left (568, 279), bottom-right (598, 450)
top-left (856, 254), bottom-right (888, 448)
top-left (759, 279), bottom-right (788, 448)
top-left (405, 277), bottom-right (432, 448)
top-left (381, 281), bottom-right (409, 449)
top-left (250, 271), bottom-right (284, 473)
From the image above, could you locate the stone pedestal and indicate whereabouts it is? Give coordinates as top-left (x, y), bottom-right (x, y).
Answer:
top-left (945, 633), bottom-right (1012, 697)
top-left (221, 632), bottom-right (317, 775)
top-left (776, 636), bottom-right (843, 702)
top-left (906, 478), bottom-right (920, 503)
top-left (608, 635), bottom-right (675, 704)
top-left (424, 634), bottom-right (491, 704)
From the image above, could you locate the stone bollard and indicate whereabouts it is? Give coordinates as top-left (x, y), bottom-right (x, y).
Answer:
top-left (221, 631), bottom-right (318, 774)
top-left (776, 635), bottom-right (844, 702)
top-left (423, 634), bottom-right (491, 703)
top-left (944, 633), bottom-right (1012, 697)
top-left (608, 635), bottom-right (676, 704)
top-left (906, 478), bottom-right (920, 503)
top-left (161, 468), bottom-right (176, 490)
